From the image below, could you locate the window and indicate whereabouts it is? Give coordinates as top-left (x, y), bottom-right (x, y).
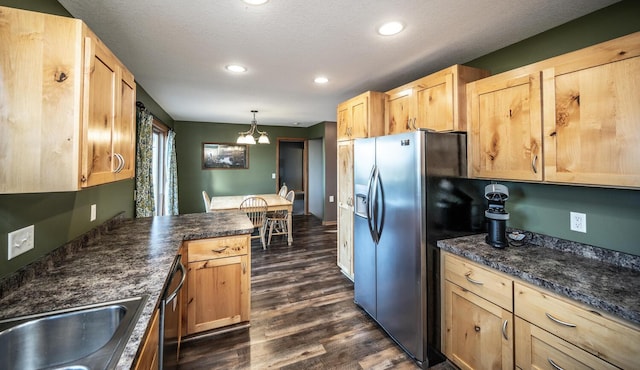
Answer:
top-left (152, 119), bottom-right (169, 216)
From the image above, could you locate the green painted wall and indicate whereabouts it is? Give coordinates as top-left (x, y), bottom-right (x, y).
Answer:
top-left (463, 0), bottom-right (640, 256)
top-left (175, 121), bottom-right (312, 214)
top-left (466, 1), bottom-right (640, 75)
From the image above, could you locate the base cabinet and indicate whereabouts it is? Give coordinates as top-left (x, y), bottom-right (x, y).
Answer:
top-left (134, 309), bottom-right (160, 370)
top-left (514, 281), bottom-right (640, 369)
top-left (515, 317), bottom-right (617, 370)
top-left (442, 253), bottom-right (514, 370)
top-left (184, 235), bottom-right (251, 335)
top-left (443, 251), bottom-right (640, 370)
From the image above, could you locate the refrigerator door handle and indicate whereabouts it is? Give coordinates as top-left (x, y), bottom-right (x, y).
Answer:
top-left (370, 166), bottom-right (381, 244)
top-left (366, 165), bottom-right (377, 244)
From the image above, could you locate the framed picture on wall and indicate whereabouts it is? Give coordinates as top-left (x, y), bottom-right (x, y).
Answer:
top-left (202, 142), bottom-right (249, 169)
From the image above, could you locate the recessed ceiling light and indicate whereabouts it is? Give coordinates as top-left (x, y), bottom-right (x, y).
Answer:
top-left (243, 0), bottom-right (269, 5)
top-left (314, 76), bottom-right (329, 84)
top-left (226, 64), bottom-right (247, 73)
top-left (378, 21), bottom-right (404, 36)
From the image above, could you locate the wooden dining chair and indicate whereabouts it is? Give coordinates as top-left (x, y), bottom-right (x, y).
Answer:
top-left (239, 196), bottom-right (268, 249)
top-left (202, 191), bottom-right (212, 213)
top-left (265, 190), bottom-right (295, 246)
top-left (277, 184), bottom-right (288, 197)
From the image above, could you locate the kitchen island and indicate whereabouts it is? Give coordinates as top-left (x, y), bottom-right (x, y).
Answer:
top-left (0, 211), bottom-right (254, 369)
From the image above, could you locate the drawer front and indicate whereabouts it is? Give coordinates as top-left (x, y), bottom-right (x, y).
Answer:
top-left (515, 281), bottom-right (640, 369)
top-left (444, 253), bottom-right (513, 310)
top-left (186, 235), bottom-right (249, 262)
top-left (515, 317), bottom-right (618, 370)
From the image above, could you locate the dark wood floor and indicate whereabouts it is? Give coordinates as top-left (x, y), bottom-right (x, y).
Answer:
top-left (177, 215), bottom-right (454, 370)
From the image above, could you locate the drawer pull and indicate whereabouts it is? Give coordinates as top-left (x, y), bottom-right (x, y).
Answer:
top-left (502, 319), bottom-right (509, 340)
top-left (464, 272), bottom-right (484, 285)
top-left (212, 246), bottom-right (229, 253)
top-left (545, 312), bottom-right (577, 327)
top-left (548, 358), bottom-right (564, 370)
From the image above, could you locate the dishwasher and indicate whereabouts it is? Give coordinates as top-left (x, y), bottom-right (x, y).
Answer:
top-left (159, 254), bottom-right (186, 370)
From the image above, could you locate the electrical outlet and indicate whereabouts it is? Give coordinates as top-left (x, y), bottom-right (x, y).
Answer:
top-left (272, 173), bottom-right (276, 179)
top-left (570, 212), bottom-right (587, 233)
top-left (91, 204), bottom-right (97, 222)
top-left (8, 225), bottom-right (35, 260)
top-left (329, 195), bottom-right (334, 203)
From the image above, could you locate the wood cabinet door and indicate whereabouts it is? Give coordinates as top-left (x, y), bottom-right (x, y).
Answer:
top-left (515, 317), bottom-right (618, 370)
top-left (349, 94), bottom-right (369, 139)
top-left (0, 7), bottom-right (84, 193)
top-left (114, 67), bottom-right (136, 180)
top-left (337, 140), bottom-right (353, 208)
top-left (133, 309), bottom-right (159, 370)
top-left (543, 56), bottom-right (640, 187)
top-left (385, 89), bottom-right (413, 135)
top-left (186, 255), bottom-right (249, 334)
top-left (337, 140), bottom-right (354, 279)
top-left (337, 206), bottom-right (354, 280)
top-left (82, 35), bottom-right (118, 187)
top-left (444, 281), bottom-right (514, 370)
top-left (415, 72), bottom-right (454, 132)
top-left (468, 73), bottom-right (543, 181)
top-left (337, 102), bottom-right (351, 141)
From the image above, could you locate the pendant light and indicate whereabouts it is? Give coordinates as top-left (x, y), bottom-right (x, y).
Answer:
top-left (237, 110), bottom-right (270, 144)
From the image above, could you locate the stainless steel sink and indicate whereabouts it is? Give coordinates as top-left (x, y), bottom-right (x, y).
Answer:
top-left (0, 295), bottom-right (147, 370)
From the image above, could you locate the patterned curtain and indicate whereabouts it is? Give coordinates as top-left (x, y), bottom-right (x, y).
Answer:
top-left (135, 107), bottom-right (155, 217)
top-left (165, 130), bottom-right (179, 215)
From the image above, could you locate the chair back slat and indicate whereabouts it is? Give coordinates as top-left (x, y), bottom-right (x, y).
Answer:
top-left (202, 191), bottom-right (212, 212)
top-left (278, 185), bottom-right (288, 197)
top-left (239, 196), bottom-right (268, 228)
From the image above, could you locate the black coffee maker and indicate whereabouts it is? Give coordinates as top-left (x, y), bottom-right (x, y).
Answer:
top-left (484, 184), bottom-right (509, 248)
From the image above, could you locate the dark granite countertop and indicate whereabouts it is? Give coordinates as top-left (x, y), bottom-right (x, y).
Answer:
top-left (437, 232), bottom-right (640, 326)
top-left (0, 211), bottom-right (254, 369)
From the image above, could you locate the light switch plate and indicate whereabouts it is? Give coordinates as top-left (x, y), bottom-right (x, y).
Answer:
top-left (8, 225), bottom-right (35, 260)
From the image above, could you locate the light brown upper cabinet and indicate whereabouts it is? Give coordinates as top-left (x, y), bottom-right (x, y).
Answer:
top-left (0, 6), bottom-right (136, 193)
top-left (542, 33), bottom-right (640, 188)
top-left (336, 91), bottom-right (385, 141)
top-left (467, 32), bottom-right (640, 189)
top-left (82, 31), bottom-right (136, 187)
top-left (467, 69), bottom-right (543, 182)
top-left (385, 65), bottom-right (489, 135)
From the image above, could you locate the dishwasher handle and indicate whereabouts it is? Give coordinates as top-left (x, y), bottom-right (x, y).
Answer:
top-left (164, 255), bottom-right (186, 304)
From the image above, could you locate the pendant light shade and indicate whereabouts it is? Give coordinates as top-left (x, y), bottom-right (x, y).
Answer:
top-left (237, 110), bottom-right (269, 144)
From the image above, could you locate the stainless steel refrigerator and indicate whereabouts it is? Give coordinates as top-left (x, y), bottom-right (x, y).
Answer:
top-left (353, 130), bottom-right (470, 368)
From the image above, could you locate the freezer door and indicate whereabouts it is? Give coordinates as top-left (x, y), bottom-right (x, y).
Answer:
top-left (353, 137), bottom-right (377, 317)
top-left (375, 131), bottom-right (426, 362)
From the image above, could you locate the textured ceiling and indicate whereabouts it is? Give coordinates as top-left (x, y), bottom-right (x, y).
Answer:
top-left (58, 0), bottom-right (619, 127)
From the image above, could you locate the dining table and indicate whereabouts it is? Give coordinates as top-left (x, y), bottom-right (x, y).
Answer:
top-left (209, 193), bottom-right (294, 246)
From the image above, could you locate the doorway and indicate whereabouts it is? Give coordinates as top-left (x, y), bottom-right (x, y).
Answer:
top-left (276, 138), bottom-right (308, 215)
